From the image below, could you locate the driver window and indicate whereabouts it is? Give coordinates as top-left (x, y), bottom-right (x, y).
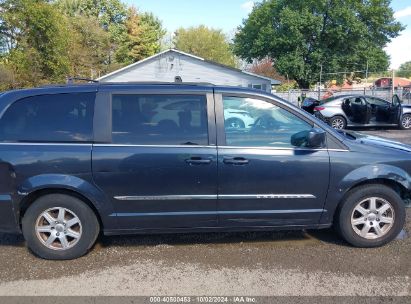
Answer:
top-left (223, 96), bottom-right (313, 148)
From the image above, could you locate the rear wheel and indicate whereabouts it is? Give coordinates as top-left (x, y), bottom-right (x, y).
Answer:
top-left (22, 194), bottom-right (100, 260)
top-left (336, 185), bottom-right (405, 247)
top-left (400, 114), bottom-right (411, 130)
top-left (329, 116), bottom-right (347, 130)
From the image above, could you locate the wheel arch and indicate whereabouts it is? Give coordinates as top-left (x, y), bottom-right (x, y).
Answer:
top-left (321, 164), bottom-right (411, 224)
top-left (335, 178), bottom-right (410, 216)
top-left (16, 174), bottom-right (116, 230)
top-left (19, 188), bottom-right (104, 230)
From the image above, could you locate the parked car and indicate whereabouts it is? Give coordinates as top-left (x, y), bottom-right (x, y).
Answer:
top-left (0, 83), bottom-right (409, 260)
top-left (301, 97), bottom-right (320, 114)
top-left (313, 94), bottom-right (411, 130)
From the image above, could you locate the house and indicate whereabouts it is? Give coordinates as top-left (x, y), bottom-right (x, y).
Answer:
top-left (374, 77), bottom-right (411, 88)
top-left (97, 49), bottom-right (281, 93)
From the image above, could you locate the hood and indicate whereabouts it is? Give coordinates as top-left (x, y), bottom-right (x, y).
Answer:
top-left (341, 130), bottom-right (411, 153)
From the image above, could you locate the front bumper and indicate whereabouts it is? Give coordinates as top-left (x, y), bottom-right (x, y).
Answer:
top-left (0, 195), bottom-right (21, 234)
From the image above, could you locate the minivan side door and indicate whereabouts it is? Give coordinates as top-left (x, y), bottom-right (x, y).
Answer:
top-left (92, 88), bottom-right (218, 230)
top-left (215, 93), bottom-right (330, 227)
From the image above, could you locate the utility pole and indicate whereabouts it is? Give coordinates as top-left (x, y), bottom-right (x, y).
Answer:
top-left (392, 69), bottom-right (395, 98)
top-left (365, 60), bottom-right (369, 90)
top-left (318, 64), bottom-right (323, 100)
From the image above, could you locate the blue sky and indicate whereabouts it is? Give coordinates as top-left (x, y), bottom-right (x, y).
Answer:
top-left (125, 0), bottom-right (411, 69)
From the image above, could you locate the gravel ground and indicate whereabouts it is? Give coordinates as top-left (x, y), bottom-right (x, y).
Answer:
top-left (0, 129), bottom-right (410, 296)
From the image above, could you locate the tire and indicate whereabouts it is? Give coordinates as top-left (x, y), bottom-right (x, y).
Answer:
top-left (399, 114), bottom-right (411, 130)
top-left (22, 194), bottom-right (100, 260)
top-left (329, 116), bottom-right (347, 130)
top-left (225, 118), bottom-right (245, 129)
top-left (336, 184), bottom-right (405, 248)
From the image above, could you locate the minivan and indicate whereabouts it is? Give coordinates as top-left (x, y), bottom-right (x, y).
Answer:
top-left (0, 83), bottom-right (409, 260)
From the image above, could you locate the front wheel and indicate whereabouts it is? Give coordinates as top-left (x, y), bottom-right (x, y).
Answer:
top-left (336, 185), bottom-right (405, 248)
top-left (225, 118), bottom-right (245, 129)
top-left (329, 116), bottom-right (347, 130)
top-left (400, 114), bottom-right (411, 130)
top-left (22, 194), bottom-right (100, 260)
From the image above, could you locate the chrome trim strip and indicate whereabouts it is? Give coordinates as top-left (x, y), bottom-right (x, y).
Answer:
top-left (0, 142), bottom-right (347, 151)
top-left (94, 144), bottom-right (216, 148)
top-left (0, 142), bottom-right (92, 146)
top-left (114, 195), bottom-right (217, 201)
top-left (111, 209), bottom-right (325, 217)
top-left (114, 194), bottom-right (316, 201)
top-left (219, 194), bottom-right (316, 199)
top-left (218, 146), bottom-right (348, 152)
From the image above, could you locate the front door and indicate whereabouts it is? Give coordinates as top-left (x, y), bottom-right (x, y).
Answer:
top-left (92, 92), bottom-right (218, 229)
top-left (216, 94), bottom-right (330, 227)
top-left (390, 95), bottom-right (402, 124)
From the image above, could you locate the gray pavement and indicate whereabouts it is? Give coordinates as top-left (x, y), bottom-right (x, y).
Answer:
top-left (0, 129), bottom-right (410, 296)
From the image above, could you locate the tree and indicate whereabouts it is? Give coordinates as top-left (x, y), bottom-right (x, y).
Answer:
top-left (397, 61), bottom-right (411, 79)
top-left (0, 0), bottom-right (71, 86)
top-left (174, 25), bottom-right (237, 67)
top-left (248, 58), bottom-right (286, 82)
top-left (234, 0), bottom-right (404, 88)
top-left (67, 15), bottom-right (111, 78)
top-left (115, 7), bottom-right (165, 65)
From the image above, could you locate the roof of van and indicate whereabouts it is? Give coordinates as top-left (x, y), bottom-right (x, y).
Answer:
top-left (0, 82), bottom-right (274, 96)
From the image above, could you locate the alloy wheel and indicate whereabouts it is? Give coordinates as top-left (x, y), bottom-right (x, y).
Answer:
top-left (401, 115), bottom-right (411, 129)
top-left (351, 197), bottom-right (395, 240)
top-left (332, 118), bottom-right (345, 129)
top-left (35, 207), bottom-right (82, 251)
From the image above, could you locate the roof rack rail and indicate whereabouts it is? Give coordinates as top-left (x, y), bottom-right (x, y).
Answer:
top-left (66, 77), bottom-right (99, 84)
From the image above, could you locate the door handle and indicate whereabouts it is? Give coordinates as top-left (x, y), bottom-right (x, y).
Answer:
top-left (185, 157), bottom-right (212, 165)
top-left (223, 157), bottom-right (249, 165)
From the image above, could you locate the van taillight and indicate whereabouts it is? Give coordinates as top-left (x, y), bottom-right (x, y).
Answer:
top-left (314, 106), bottom-right (325, 111)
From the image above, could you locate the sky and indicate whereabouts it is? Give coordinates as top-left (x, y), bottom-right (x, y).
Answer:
top-left (125, 0), bottom-right (411, 69)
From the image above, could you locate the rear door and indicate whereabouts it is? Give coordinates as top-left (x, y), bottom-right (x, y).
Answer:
top-left (215, 93), bottom-right (330, 227)
top-left (92, 87), bottom-right (218, 230)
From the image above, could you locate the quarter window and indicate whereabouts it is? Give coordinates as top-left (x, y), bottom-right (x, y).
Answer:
top-left (0, 93), bottom-right (95, 142)
top-left (111, 94), bottom-right (208, 145)
top-left (223, 96), bottom-right (313, 148)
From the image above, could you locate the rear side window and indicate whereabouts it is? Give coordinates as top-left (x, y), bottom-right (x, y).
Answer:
top-left (0, 93), bottom-right (95, 142)
top-left (112, 94), bottom-right (208, 145)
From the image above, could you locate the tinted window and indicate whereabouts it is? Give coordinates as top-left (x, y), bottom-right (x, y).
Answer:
top-left (223, 96), bottom-right (312, 148)
top-left (112, 94), bottom-right (208, 145)
top-left (366, 97), bottom-right (388, 106)
top-left (0, 93), bottom-right (95, 142)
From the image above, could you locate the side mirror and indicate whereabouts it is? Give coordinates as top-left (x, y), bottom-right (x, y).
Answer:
top-left (291, 128), bottom-right (326, 148)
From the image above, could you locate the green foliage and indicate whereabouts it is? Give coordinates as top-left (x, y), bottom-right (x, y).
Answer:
top-left (115, 8), bottom-right (165, 65)
top-left (0, 0), bottom-right (71, 86)
top-left (174, 25), bottom-right (237, 68)
top-left (234, 0), bottom-right (404, 88)
top-left (67, 15), bottom-right (111, 78)
top-left (397, 61), bottom-right (411, 79)
top-left (0, 0), bottom-right (165, 88)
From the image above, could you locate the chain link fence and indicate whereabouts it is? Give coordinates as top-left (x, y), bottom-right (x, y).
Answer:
top-left (274, 87), bottom-right (411, 106)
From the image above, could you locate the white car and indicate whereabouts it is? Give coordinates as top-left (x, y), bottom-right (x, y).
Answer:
top-left (224, 108), bottom-right (255, 129)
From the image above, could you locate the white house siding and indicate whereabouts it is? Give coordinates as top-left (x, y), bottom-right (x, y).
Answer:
top-left (99, 50), bottom-right (276, 93)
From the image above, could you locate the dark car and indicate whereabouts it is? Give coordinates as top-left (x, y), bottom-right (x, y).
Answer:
top-left (0, 83), bottom-right (409, 260)
top-left (312, 94), bottom-right (411, 130)
top-left (301, 97), bottom-right (320, 114)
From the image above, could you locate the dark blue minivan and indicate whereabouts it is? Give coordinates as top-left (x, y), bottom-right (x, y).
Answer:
top-left (0, 83), bottom-right (409, 259)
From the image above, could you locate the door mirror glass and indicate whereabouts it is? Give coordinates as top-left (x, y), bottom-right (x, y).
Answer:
top-left (291, 128), bottom-right (326, 148)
